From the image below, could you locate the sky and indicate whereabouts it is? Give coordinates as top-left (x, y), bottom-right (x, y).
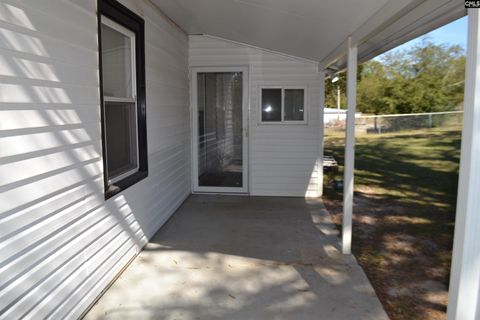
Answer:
top-left (379, 16), bottom-right (468, 57)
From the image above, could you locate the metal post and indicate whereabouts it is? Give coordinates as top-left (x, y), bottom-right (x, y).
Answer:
top-left (318, 70), bottom-right (325, 197)
top-left (342, 37), bottom-right (357, 254)
top-left (447, 9), bottom-right (480, 320)
top-left (337, 85), bottom-right (341, 120)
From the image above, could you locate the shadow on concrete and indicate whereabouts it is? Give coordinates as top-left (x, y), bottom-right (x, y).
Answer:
top-left (84, 195), bottom-right (388, 320)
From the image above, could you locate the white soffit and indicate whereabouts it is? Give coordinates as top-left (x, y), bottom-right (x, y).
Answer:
top-left (151, 0), bottom-right (391, 61)
top-left (151, 0), bottom-right (466, 67)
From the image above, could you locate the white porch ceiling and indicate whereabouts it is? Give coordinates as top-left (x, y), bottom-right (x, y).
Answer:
top-left (151, 0), bottom-right (391, 61)
top-left (151, 0), bottom-right (466, 67)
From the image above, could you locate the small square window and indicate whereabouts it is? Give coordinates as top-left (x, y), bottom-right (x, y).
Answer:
top-left (261, 88), bottom-right (282, 122)
top-left (260, 87), bottom-right (306, 123)
top-left (284, 89), bottom-right (305, 121)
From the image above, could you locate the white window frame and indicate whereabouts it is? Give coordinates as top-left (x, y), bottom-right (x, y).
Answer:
top-left (101, 15), bottom-right (139, 184)
top-left (190, 66), bottom-right (250, 194)
top-left (258, 86), bottom-right (308, 125)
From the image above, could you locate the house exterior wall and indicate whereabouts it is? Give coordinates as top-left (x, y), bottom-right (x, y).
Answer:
top-left (0, 0), bottom-right (190, 319)
top-left (189, 35), bottom-right (324, 197)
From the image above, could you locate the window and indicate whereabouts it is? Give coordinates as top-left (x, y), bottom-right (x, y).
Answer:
top-left (99, 0), bottom-right (147, 198)
top-left (260, 87), bottom-right (306, 123)
top-left (284, 89), bottom-right (305, 121)
top-left (261, 88), bottom-right (282, 122)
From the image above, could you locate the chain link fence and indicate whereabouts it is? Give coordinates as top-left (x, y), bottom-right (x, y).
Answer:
top-left (325, 111), bottom-right (463, 134)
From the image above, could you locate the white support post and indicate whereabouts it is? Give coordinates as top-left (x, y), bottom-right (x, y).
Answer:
top-left (337, 85), bottom-right (341, 120)
top-left (342, 37), bottom-right (357, 254)
top-left (318, 70), bottom-right (325, 197)
top-left (447, 9), bottom-right (480, 320)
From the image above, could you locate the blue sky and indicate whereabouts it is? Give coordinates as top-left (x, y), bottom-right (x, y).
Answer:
top-left (381, 16), bottom-right (468, 56)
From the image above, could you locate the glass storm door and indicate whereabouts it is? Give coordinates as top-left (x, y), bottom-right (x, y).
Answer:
top-left (192, 67), bottom-right (248, 193)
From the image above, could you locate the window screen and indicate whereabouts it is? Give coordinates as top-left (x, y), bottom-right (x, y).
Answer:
top-left (101, 17), bottom-right (138, 182)
top-left (284, 89), bottom-right (304, 121)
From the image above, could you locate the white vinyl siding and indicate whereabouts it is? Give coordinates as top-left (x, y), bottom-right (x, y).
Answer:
top-left (189, 35), bottom-right (323, 197)
top-left (0, 0), bottom-right (190, 319)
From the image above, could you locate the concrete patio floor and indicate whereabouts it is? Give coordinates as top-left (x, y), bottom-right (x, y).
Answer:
top-left (84, 195), bottom-right (389, 320)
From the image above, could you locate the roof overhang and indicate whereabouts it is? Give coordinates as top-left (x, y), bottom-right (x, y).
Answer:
top-left (150, 0), bottom-right (466, 72)
top-left (323, 0), bottom-right (466, 73)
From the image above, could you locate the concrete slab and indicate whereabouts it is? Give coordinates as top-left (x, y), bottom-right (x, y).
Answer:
top-left (84, 195), bottom-right (389, 320)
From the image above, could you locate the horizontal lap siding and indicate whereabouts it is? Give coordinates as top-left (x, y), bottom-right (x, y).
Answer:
top-left (189, 35), bottom-right (322, 197)
top-left (0, 0), bottom-right (190, 319)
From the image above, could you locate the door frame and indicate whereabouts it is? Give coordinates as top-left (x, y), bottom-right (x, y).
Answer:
top-left (190, 66), bottom-right (249, 194)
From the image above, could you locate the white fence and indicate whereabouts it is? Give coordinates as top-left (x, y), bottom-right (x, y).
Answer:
top-left (324, 107), bottom-right (362, 124)
top-left (325, 110), bottom-right (464, 134)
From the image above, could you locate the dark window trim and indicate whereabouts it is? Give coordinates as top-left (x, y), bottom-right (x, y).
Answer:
top-left (98, 0), bottom-right (148, 199)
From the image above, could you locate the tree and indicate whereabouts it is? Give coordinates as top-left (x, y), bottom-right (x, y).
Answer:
top-left (357, 60), bottom-right (388, 115)
top-left (325, 38), bottom-right (466, 115)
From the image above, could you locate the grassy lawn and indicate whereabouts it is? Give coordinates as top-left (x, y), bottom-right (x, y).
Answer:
top-left (322, 128), bottom-right (462, 320)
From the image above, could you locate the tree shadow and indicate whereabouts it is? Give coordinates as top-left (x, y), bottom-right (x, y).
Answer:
top-left (325, 129), bottom-right (461, 211)
top-left (322, 129), bottom-right (461, 319)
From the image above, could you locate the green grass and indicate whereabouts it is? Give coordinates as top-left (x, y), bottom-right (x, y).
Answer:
top-left (325, 128), bottom-right (461, 211)
top-left (323, 128), bottom-right (462, 320)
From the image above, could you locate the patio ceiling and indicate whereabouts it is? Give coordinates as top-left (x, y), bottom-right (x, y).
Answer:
top-left (151, 0), bottom-right (465, 69)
